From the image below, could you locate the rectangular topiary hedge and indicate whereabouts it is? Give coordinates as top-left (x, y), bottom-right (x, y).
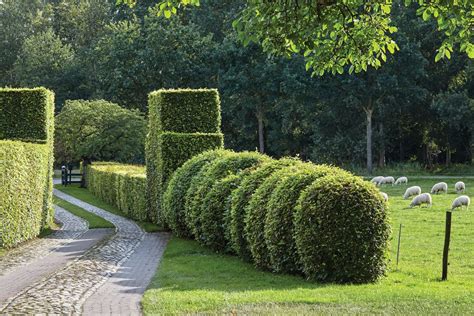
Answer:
top-left (148, 89), bottom-right (221, 134)
top-left (86, 163), bottom-right (148, 221)
top-left (0, 88), bottom-right (55, 248)
top-left (146, 89), bottom-right (224, 224)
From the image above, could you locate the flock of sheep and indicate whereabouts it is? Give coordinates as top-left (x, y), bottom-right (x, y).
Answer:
top-left (370, 176), bottom-right (470, 211)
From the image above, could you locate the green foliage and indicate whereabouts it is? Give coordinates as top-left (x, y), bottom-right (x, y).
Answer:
top-left (185, 151), bottom-right (268, 241)
top-left (200, 173), bottom-right (244, 252)
top-left (0, 88), bottom-right (55, 248)
top-left (148, 89), bottom-right (221, 133)
top-left (229, 158), bottom-right (300, 260)
top-left (86, 163), bottom-right (148, 221)
top-left (55, 99), bottom-right (146, 165)
top-left (0, 88), bottom-right (54, 143)
top-left (244, 166), bottom-right (297, 270)
top-left (0, 141), bottom-right (51, 248)
top-left (143, 0), bottom-right (472, 75)
top-left (265, 165), bottom-right (347, 274)
top-left (146, 89), bottom-right (224, 225)
top-left (295, 175), bottom-right (390, 283)
top-left (162, 149), bottom-right (226, 237)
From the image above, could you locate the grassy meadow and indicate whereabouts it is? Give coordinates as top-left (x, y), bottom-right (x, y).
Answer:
top-left (143, 177), bottom-right (474, 315)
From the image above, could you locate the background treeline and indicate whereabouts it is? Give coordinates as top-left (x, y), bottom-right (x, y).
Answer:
top-left (1, 0), bottom-right (473, 169)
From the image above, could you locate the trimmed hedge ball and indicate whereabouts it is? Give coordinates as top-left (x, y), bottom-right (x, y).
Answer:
top-left (185, 151), bottom-right (268, 241)
top-left (230, 158), bottom-right (301, 261)
top-left (162, 149), bottom-right (225, 237)
top-left (244, 166), bottom-right (298, 269)
top-left (294, 174), bottom-right (390, 283)
top-left (265, 164), bottom-right (343, 274)
top-left (199, 173), bottom-right (245, 252)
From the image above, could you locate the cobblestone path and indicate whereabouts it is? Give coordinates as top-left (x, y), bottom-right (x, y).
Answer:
top-left (0, 205), bottom-right (89, 276)
top-left (0, 189), bottom-right (169, 315)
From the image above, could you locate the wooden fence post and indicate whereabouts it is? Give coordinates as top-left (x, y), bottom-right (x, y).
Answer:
top-left (442, 211), bottom-right (452, 281)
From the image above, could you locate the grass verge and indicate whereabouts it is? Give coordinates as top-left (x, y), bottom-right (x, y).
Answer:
top-left (143, 177), bottom-right (474, 314)
top-left (53, 196), bottom-right (114, 229)
top-left (54, 184), bottom-right (161, 233)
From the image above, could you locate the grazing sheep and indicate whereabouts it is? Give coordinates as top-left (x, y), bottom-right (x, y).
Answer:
top-left (403, 186), bottom-right (422, 200)
top-left (381, 176), bottom-right (395, 185)
top-left (371, 176), bottom-right (384, 186)
top-left (455, 181), bottom-right (466, 194)
top-left (431, 182), bottom-right (448, 194)
top-left (380, 192), bottom-right (389, 202)
top-left (410, 193), bottom-right (432, 208)
top-left (451, 195), bottom-right (470, 211)
top-left (395, 176), bottom-right (408, 185)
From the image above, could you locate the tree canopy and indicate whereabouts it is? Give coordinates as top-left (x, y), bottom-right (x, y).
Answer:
top-left (55, 100), bottom-right (146, 164)
top-left (120, 0), bottom-right (473, 75)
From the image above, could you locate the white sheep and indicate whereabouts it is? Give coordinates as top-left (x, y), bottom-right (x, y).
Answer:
top-left (410, 193), bottom-right (432, 208)
top-left (381, 176), bottom-right (395, 185)
top-left (380, 192), bottom-right (389, 202)
top-left (431, 182), bottom-right (448, 194)
top-left (451, 195), bottom-right (470, 211)
top-left (403, 186), bottom-right (421, 200)
top-left (455, 181), bottom-right (466, 194)
top-left (395, 176), bottom-right (408, 185)
top-left (371, 176), bottom-right (384, 186)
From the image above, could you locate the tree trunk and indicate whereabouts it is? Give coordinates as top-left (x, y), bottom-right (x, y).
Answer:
top-left (378, 122), bottom-right (385, 168)
top-left (81, 158), bottom-right (91, 188)
top-left (257, 111), bottom-right (265, 153)
top-left (364, 103), bottom-right (373, 174)
top-left (446, 146), bottom-right (451, 166)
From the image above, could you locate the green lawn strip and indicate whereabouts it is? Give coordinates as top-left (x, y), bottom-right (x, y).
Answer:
top-left (143, 177), bottom-right (474, 315)
top-left (53, 196), bottom-right (114, 229)
top-left (54, 184), bottom-right (162, 232)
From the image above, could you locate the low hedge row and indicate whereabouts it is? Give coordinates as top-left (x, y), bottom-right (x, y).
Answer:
top-left (164, 149), bottom-right (390, 283)
top-left (86, 163), bottom-right (147, 221)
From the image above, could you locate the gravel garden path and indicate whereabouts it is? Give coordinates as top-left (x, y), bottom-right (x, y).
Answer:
top-left (0, 189), bottom-right (169, 315)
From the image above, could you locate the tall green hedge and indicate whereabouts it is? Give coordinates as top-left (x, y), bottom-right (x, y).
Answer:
top-left (86, 163), bottom-right (147, 221)
top-left (146, 89), bottom-right (224, 225)
top-left (0, 88), bottom-right (55, 248)
top-left (165, 150), bottom-right (390, 284)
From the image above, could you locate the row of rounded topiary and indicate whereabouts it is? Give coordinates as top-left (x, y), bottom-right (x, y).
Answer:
top-left (162, 150), bottom-right (390, 284)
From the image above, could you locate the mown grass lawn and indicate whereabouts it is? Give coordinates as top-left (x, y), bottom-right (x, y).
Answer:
top-left (143, 177), bottom-right (474, 314)
top-left (53, 196), bottom-right (114, 229)
top-left (54, 184), bottom-right (161, 233)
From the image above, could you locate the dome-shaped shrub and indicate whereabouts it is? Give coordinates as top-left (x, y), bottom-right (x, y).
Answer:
top-left (199, 173), bottom-right (245, 252)
top-left (229, 158), bottom-right (300, 261)
top-left (185, 151), bottom-right (268, 241)
top-left (162, 149), bottom-right (225, 237)
top-left (265, 164), bottom-right (345, 274)
top-left (244, 166), bottom-right (299, 269)
top-left (294, 174), bottom-right (390, 283)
